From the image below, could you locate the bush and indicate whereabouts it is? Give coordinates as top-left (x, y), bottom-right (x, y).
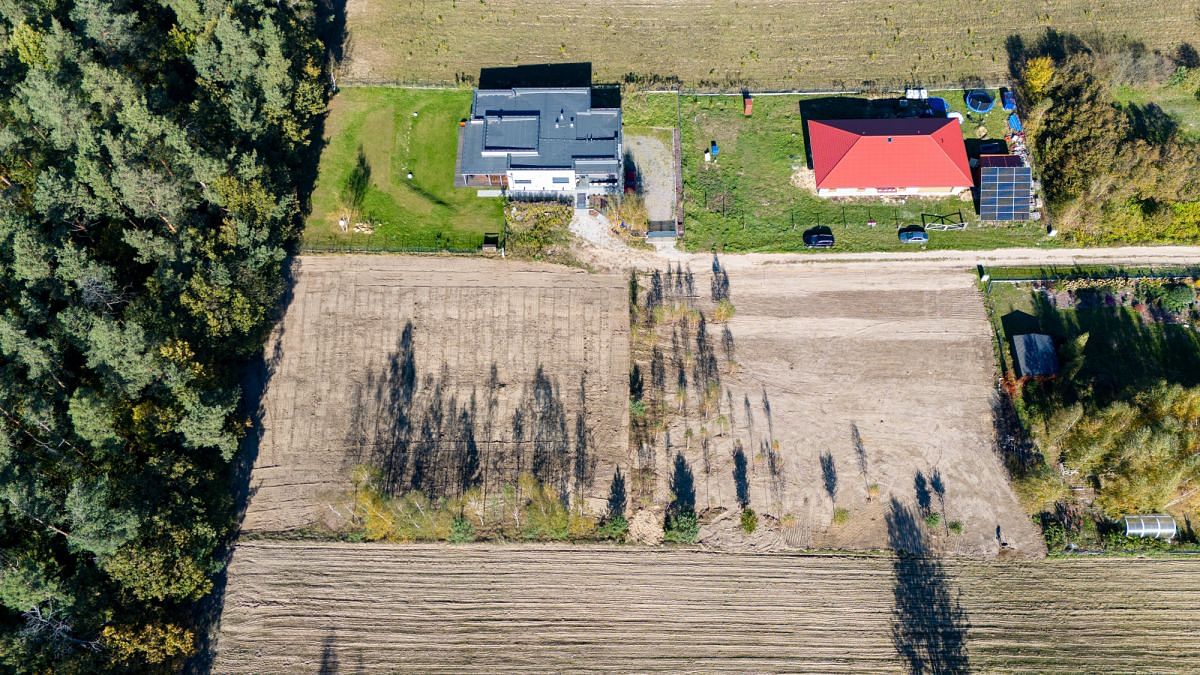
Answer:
top-left (630, 398), bottom-right (647, 420)
top-left (1042, 520), bottom-right (1068, 552)
top-left (1022, 56), bottom-right (1055, 100)
top-left (831, 507), bottom-right (850, 526)
top-left (505, 202), bottom-right (572, 260)
top-left (713, 299), bottom-right (736, 323)
top-left (449, 515), bottom-right (476, 543)
top-left (1160, 284), bottom-right (1196, 313)
top-left (519, 475), bottom-right (572, 540)
top-left (663, 512), bottom-right (699, 543)
top-left (924, 512), bottom-right (942, 528)
top-left (740, 508), bottom-right (758, 533)
top-left (947, 520), bottom-right (964, 535)
top-left (598, 515), bottom-right (629, 541)
top-left (1013, 462), bottom-right (1070, 514)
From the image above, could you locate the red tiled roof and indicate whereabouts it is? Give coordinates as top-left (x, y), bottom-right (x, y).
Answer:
top-left (808, 118), bottom-right (973, 190)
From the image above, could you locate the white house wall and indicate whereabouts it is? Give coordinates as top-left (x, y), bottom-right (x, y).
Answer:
top-left (507, 169), bottom-right (576, 192)
top-left (816, 186), bottom-right (968, 198)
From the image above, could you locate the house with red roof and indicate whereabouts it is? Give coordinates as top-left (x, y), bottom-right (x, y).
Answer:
top-left (807, 118), bottom-right (973, 197)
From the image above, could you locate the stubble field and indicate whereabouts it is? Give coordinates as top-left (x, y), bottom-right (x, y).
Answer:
top-left (341, 0), bottom-right (1199, 88)
top-left (212, 541), bottom-right (1200, 672)
top-left (240, 255), bottom-right (629, 532)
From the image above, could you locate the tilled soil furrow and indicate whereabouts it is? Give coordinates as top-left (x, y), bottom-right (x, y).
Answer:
top-left (213, 542), bottom-right (1200, 672)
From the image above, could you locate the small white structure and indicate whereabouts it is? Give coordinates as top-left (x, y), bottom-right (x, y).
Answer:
top-left (1124, 514), bottom-right (1176, 539)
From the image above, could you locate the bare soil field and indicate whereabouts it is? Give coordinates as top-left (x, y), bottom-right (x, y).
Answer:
top-left (241, 255), bottom-right (629, 532)
top-left (632, 256), bottom-right (1043, 556)
top-left (212, 541), bottom-right (1200, 673)
top-left (341, 0), bottom-right (1198, 88)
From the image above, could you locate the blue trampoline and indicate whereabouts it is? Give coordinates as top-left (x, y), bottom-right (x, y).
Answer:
top-left (965, 90), bottom-right (995, 113)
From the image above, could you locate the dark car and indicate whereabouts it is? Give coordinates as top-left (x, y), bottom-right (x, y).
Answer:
top-left (804, 231), bottom-right (835, 248)
top-left (898, 229), bottom-right (928, 244)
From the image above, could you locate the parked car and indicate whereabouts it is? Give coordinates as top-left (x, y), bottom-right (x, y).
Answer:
top-left (804, 231), bottom-right (835, 248)
top-left (898, 229), bottom-right (928, 244)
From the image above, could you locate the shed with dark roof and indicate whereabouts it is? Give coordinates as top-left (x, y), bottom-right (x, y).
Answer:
top-left (1012, 334), bottom-right (1059, 379)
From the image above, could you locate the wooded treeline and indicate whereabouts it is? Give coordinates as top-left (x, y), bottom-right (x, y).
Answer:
top-left (0, 1), bottom-right (326, 670)
top-left (1018, 33), bottom-right (1200, 244)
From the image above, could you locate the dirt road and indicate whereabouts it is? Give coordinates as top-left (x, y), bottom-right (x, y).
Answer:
top-left (213, 541), bottom-right (1200, 673)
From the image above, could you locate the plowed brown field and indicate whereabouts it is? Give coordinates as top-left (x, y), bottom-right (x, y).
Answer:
top-left (212, 541), bottom-right (1200, 673)
top-left (242, 256), bottom-right (629, 531)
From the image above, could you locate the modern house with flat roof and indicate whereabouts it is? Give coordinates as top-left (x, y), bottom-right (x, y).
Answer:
top-left (456, 86), bottom-right (622, 199)
top-left (807, 118), bottom-right (973, 197)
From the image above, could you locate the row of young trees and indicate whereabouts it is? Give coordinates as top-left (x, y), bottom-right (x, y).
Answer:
top-left (0, 1), bottom-right (327, 670)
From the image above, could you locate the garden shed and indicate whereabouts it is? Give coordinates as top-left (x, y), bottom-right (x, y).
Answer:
top-left (1012, 334), bottom-right (1058, 378)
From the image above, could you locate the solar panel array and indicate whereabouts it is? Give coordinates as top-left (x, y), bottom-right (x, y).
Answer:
top-left (979, 164), bottom-right (1032, 221)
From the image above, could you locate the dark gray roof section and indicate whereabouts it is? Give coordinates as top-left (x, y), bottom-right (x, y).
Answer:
top-left (1012, 334), bottom-right (1059, 378)
top-left (484, 115), bottom-right (539, 151)
top-left (459, 87), bottom-right (621, 175)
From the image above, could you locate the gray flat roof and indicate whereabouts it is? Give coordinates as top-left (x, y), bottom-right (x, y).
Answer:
top-left (459, 87), bottom-right (620, 175)
top-left (1012, 334), bottom-right (1059, 378)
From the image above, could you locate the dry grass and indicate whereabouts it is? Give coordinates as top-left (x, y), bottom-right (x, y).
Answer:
top-left (341, 0), bottom-right (1199, 89)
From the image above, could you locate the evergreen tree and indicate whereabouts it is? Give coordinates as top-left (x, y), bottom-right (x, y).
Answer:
top-left (0, 1), bottom-right (327, 670)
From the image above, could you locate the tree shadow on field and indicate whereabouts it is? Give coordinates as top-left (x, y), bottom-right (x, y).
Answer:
top-left (667, 453), bottom-right (696, 520)
top-left (887, 498), bottom-right (971, 674)
top-left (346, 327), bottom-right (595, 503)
top-left (914, 472), bottom-right (932, 517)
top-left (851, 422), bottom-right (868, 477)
top-left (318, 633), bottom-right (339, 674)
top-left (315, 0), bottom-right (349, 68)
top-left (606, 467), bottom-right (627, 520)
top-left (820, 452), bottom-right (837, 503)
top-left (732, 445), bottom-right (750, 509)
top-left (341, 146), bottom-right (371, 220)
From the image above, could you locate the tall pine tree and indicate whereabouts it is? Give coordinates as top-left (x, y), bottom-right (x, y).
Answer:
top-left (0, 1), bottom-right (327, 670)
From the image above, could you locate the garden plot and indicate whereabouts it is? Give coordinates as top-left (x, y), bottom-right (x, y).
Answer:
top-left (633, 255), bottom-right (1043, 556)
top-left (240, 255), bottom-right (629, 532)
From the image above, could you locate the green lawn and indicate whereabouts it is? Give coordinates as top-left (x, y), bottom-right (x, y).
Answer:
top-left (305, 87), bottom-right (504, 250)
top-left (645, 92), bottom-right (1051, 252)
top-left (1114, 68), bottom-right (1200, 141)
